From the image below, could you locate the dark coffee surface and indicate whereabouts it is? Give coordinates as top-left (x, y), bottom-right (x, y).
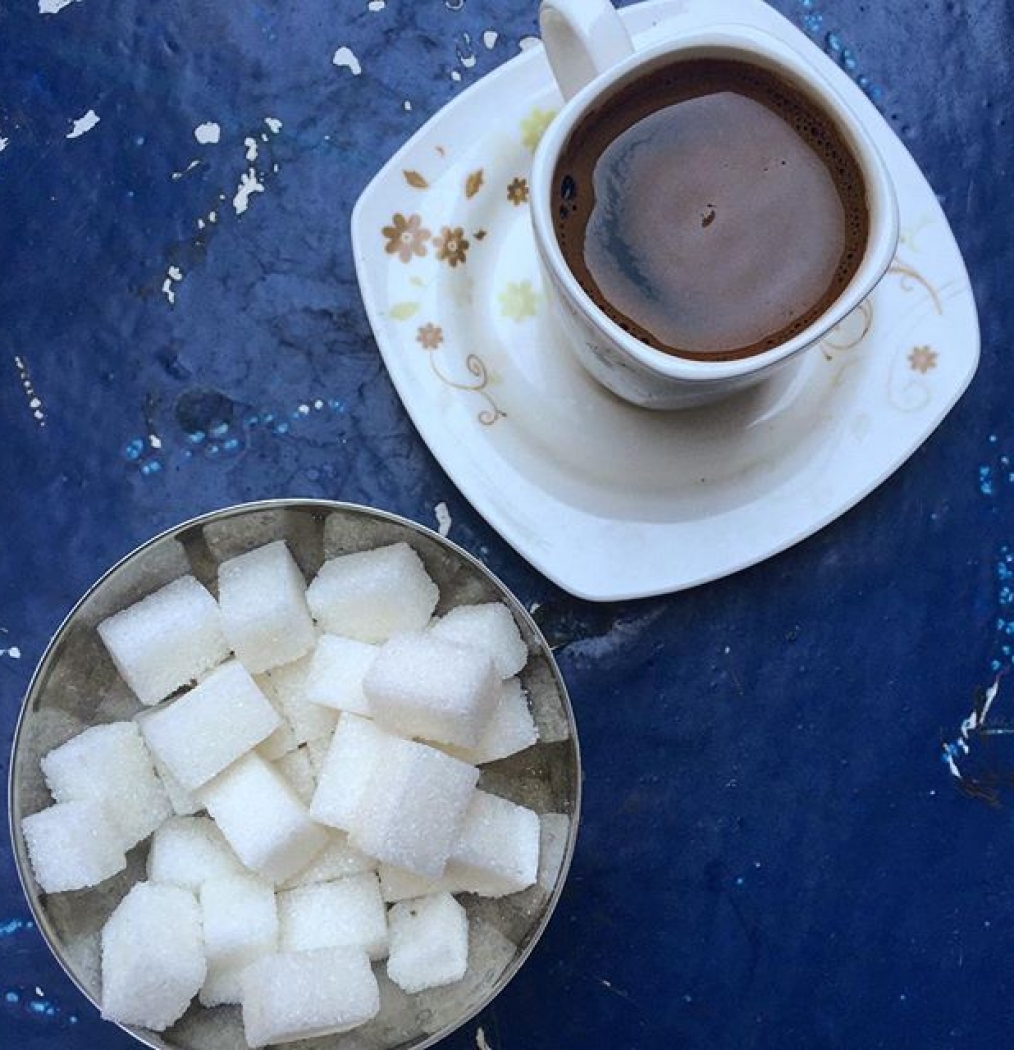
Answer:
top-left (553, 58), bottom-right (870, 360)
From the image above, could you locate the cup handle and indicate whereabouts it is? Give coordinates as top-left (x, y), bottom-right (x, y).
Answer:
top-left (539, 0), bottom-right (635, 102)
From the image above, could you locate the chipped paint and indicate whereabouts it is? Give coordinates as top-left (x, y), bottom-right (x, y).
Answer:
top-left (194, 121), bottom-right (221, 144)
top-left (264, 117), bottom-right (283, 134)
top-left (233, 169), bottom-right (265, 215)
top-left (435, 502), bottom-right (452, 537)
top-left (244, 136), bottom-right (259, 162)
top-left (333, 46), bottom-right (362, 75)
top-left (367, 0), bottom-right (386, 9)
top-left (483, 30), bottom-right (499, 49)
top-left (38, 0), bottom-right (79, 13)
top-left (66, 109), bottom-right (100, 139)
top-left (0, 137), bottom-right (8, 153)
top-left (13, 356), bottom-right (45, 427)
top-left (161, 266), bottom-right (183, 305)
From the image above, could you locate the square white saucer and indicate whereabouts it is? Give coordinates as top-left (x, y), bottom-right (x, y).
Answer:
top-left (351, 0), bottom-right (979, 602)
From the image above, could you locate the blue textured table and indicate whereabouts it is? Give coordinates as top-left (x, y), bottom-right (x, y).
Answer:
top-left (1, 2), bottom-right (1010, 1047)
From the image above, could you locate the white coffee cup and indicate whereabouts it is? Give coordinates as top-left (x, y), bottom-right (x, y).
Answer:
top-left (530, 0), bottom-right (899, 409)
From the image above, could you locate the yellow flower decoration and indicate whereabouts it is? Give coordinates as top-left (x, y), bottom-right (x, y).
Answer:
top-left (498, 280), bottom-right (539, 322)
top-left (520, 107), bottom-right (557, 152)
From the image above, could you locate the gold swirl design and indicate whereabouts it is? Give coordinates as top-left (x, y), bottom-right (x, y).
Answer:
top-left (887, 260), bottom-right (943, 315)
top-left (823, 300), bottom-right (874, 353)
top-left (426, 350), bottom-right (505, 427)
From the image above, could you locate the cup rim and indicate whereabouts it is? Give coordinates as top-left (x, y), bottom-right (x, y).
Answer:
top-left (530, 23), bottom-right (901, 382)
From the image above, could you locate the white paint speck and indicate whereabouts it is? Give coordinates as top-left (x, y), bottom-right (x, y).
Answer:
top-left (208, 210), bottom-right (218, 223)
top-left (297, 403), bottom-right (310, 416)
top-left (66, 109), bottom-right (100, 139)
top-left (0, 138), bottom-right (8, 153)
top-left (197, 218), bottom-right (205, 229)
top-left (313, 399), bottom-right (324, 410)
top-left (232, 168), bottom-right (265, 215)
top-left (450, 70), bottom-right (462, 82)
top-left (367, 0), bottom-right (385, 9)
top-left (7, 647), bottom-right (21, 660)
top-left (167, 265), bottom-right (183, 281)
top-left (149, 434), bottom-right (162, 449)
top-left (403, 100), bottom-right (413, 111)
top-left (483, 30), bottom-right (498, 49)
top-left (161, 266), bottom-right (183, 305)
top-left (475, 1027), bottom-right (491, 1050)
top-left (519, 36), bottom-right (540, 50)
top-left (244, 136), bottom-right (259, 162)
top-left (194, 121), bottom-right (221, 145)
top-left (13, 356), bottom-right (46, 427)
top-left (332, 46), bottom-right (362, 75)
top-left (171, 158), bottom-right (201, 180)
top-left (435, 502), bottom-right (452, 537)
top-left (265, 116), bottom-right (283, 134)
top-left (38, 0), bottom-right (78, 13)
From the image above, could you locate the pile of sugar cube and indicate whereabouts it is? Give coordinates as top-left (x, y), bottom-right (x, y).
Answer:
top-left (21, 539), bottom-right (543, 1047)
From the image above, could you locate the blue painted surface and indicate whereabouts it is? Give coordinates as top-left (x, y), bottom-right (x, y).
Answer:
top-left (0, 1), bottom-right (1011, 1047)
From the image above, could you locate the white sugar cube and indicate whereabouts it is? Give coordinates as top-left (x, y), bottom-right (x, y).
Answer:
top-left (281, 831), bottom-right (377, 889)
top-left (365, 632), bottom-right (499, 748)
top-left (264, 655), bottom-right (339, 746)
top-left (147, 816), bottom-right (245, 891)
top-left (443, 678), bottom-right (539, 765)
top-left (274, 747), bottom-right (316, 805)
top-left (309, 714), bottom-right (389, 832)
top-left (97, 575), bottom-right (229, 705)
top-left (200, 752), bottom-right (328, 883)
top-left (200, 961), bottom-right (248, 1009)
top-left (254, 676), bottom-right (299, 761)
top-left (241, 947), bottom-right (380, 1047)
top-left (151, 753), bottom-right (203, 816)
top-left (350, 737), bottom-right (479, 879)
top-left (41, 721), bottom-right (171, 849)
top-left (278, 873), bottom-right (388, 959)
top-left (307, 543), bottom-right (439, 643)
top-left (446, 790), bottom-right (539, 897)
top-left (378, 864), bottom-right (453, 903)
top-left (305, 734), bottom-right (331, 777)
top-left (431, 602), bottom-right (528, 679)
top-left (200, 874), bottom-right (277, 973)
top-left (302, 634), bottom-right (379, 717)
top-left (218, 540), bottom-right (316, 674)
top-left (21, 801), bottom-right (126, 893)
top-left (140, 660), bottom-right (281, 790)
top-left (386, 893), bottom-right (468, 994)
top-left (101, 882), bottom-right (205, 1032)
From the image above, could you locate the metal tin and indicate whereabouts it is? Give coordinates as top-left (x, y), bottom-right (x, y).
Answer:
top-left (8, 499), bottom-right (581, 1050)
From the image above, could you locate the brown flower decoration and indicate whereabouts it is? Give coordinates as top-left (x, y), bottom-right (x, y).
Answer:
top-left (416, 323), bottom-right (444, 350)
top-left (908, 345), bottom-right (938, 374)
top-left (507, 177), bottom-right (529, 206)
top-left (434, 226), bottom-right (470, 268)
top-left (382, 213), bottom-right (431, 263)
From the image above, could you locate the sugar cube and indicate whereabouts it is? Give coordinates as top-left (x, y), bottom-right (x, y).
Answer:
top-left (264, 655), bottom-right (339, 746)
top-left (278, 873), bottom-right (388, 959)
top-left (430, 602), bottom-right (528, 679)
top-left (386, 893), bottom-right (468, 994)
top-left (21, 801), bottom-right (126, 893)
top-left (445, 790), bottom-right (539, 897)
top-left (101, 882), bottom-right (205, 1032)
top-left (302, 634), bottom-right (379, 717)
top-left (307, 543), bottom-right (439, 643)
top-left (140, 660), bottom-right (281, 790)
top-left (309, 714), bottom-right (389, 832)
top-left (200, 874), bottom-right (277, 1004)
top-left (151, 753), bottom-right (203, 816)
top-left (442, 677), bottom-right (539, 765)
top-left (274, 747), bottom-right (316, 805)
top-left (378, 864), bottom-right (455, 904)
top-left (350, 737), bottom-right (479, 879)
top-left (97, 575), bottom-right (229, 705)
top-left (218, 540), bottom-right (317, 674)
top-left (305, 734), bottom-right (331, 777)
top-left (41, 721), bottom-right (171, 849)
top-left (147, 816), bottom-right (245, 892)
top-left (365, 632), bottom-right (499, 748)
top-left (241, 947), bottom-right (380, 1047)
top-left (281, 831), bottom-right (377, 889)
top-left (254, 676), bottom-right (299, 761)
top-left (200, 752), bottom-right (328, 883)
